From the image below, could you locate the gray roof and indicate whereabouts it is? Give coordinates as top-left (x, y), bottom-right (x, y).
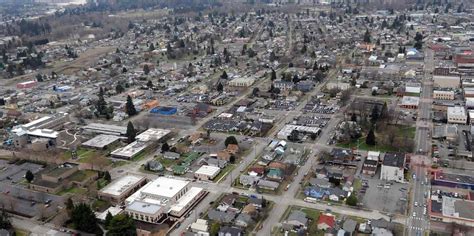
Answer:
top-left (240, 175), bottom-right (259, 186)
top-left (287, 210), bottom-right (308, 226)
top-left (236, 213), bottom-right (254, 224)
top-left (309, 178), bottom-right (332, 187)
top-left (343, 219), bottom-right (358, 232)
top-left (218, 226), bottom-right (243, 236)
top-left (207, 209), bottom-right (236, 223)
top-left (257, 179), bottom-right (279, 189)
top-left (382, 152), bottom-right (405, 168)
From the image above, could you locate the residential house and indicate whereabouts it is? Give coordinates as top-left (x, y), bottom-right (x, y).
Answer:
top-left (207, 209), bottom-right (236, 223)
top-left (248, 197), bottom-right (264, 209)
top-left (309, 178), bottom-right (331, 188)
top-left (257, 179), bottom-right (279, 191)
top-left (343, 219), bottom-right (358, 236)
top-left (239, 175), bottom-right (259, 187)
top-left (217, 150), bottom-right (231, 162)
top-left (267, 168), bottom-right (283, 181)
top-left (283, 210), bottom-right (308, 231)
top-left (317, 214), bottom-right (336, 231)
top-left (226, 144), bottom-right (240, 155)
top-left (235, 213), bottom-right (254, 227)
top-left (218, 226), bottom-right (243, 236)
top-left (163, 151), bottom-right (180, 160)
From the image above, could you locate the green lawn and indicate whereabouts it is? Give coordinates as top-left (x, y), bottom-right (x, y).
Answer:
top-left (14, 229), bottom-right (29, 236)
top-left (337, 136), bottom-right (397, 152)
top-left (215, 164), bottom-right (236, 183)
top-left (92, 199), bottom-right (111, 212)
top-left (353, 179), bottom-right (362, 192)
top-left (57, 186), bottom-right (87, 196)
top-left (131, 151), bottom-right (148, 161)
top-left (158, 157), bottom-right (177, 168)
top-left (397, 126), bottom-right (416, 139)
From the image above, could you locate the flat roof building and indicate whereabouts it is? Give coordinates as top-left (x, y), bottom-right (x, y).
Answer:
top-left (194, 165), bottom-right (221, 181)
top-left (82, 134), bottom-right (121, 149)
top-left (82, 123), bottom-right (127, 136)
top-left (399, 96), bottom-right (419, 109)
top-left (98, 174), bottom-right (147, 205)
top-left (124, 177), bottom-right (204, 224)
top-left (111, 128), bottom-right (171, 159)
top-left (448, 106), bottom-right (467, 124)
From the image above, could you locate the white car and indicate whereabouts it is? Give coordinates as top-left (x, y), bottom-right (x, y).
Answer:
top-left (413, 212), bottom-right (416, 217)
top-left (414, 202), bottom-right (418, 207)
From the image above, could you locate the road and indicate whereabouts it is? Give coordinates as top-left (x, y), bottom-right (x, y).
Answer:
top-left (408, 48), bottom-right (434, 236)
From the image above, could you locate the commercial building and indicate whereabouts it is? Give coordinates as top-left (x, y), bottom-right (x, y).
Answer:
top-left (82, 134), bottom-right (121, 150)
top-left (447, 106), bottom-right (467, 124)
top-left (11, 112), bottom-right (69, 147)
top-left (277, 124), bottom-right (321, 140)
top-left (98, 174), bottom-right (147, 205)
top-left (16, 80), bottom-right (37, 89)
top-left (228, 77), bottom-right (255, 87)
top-left (380, 152), bottom-right (405, 183)
top-left (399, 96), bottom-right (419, 109)
top-left (432, 172), bottom-right (474, 190)
top-left (433, 90), bottom-right (455, 100)
top-left (82, 123), bottom-right (127, 136)
top-left (429, 196), bottom-right (474, 227)
top-left (125, 177), bottom-right (204, 224)
top-left (111, 128), bottom-right (170, 159)
top-left (194, 165), bottom-right (221, 181)
top-left (362, 151), bottom-right (380, 176)
top-left (433, 68), bottom-right (461, 88)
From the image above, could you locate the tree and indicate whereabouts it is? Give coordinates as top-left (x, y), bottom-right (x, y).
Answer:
top-left (221, 70), bottom-right (228, 79)
top-left (271, 69), bottom-right (277, 81)
top-left (310, 133), bottom-right (317, 140)
top-left (0, 208), bottom-right (12, 230)
top-left (351, 113), bottom-right (357, 122)
top-left (252, 87), bottom-right (260, 97)
top-left (115, 83), bottom-right (125, 94)
top-left (104, 171), bottom-right (111, 182)
top-left (217, 82), bottom-right (224, 93)
top-left (366, 128), bottom-right (376, 146)
top-left (225, 136), bottom-right (238, 147)
top-left (104, 211), bottom-right (113, 228)
top-left (143, 64), bottom-right (150, 75)
top-left (371, 105), bottom-right (379, 124)
top-left (71, 203), bottom-right (100, 233)
top-left (25, 170), bottom-right (34, 183)
top-left (148, 43), bottom-right (155, 51)
top-left (126, 121), bottom-right (136, 143)
top-left (346, 194), bottom-right (358, 206)
top-left (66, 198), bottom-right (74, 214)
top-left (363, 29), bottom-right (371, 43)
top-left (229, 155), bottom-right (236, 164)
top-left (107, 214), bottom-right (136, 235)
top-left (161, 142), bottom-right (170, 153)
top-left (95, 87), bottom-right (111, 118)
top-left (380, 102), bottom-right (388, 120)
top-left (147, 80), bottom-right (153, 89)
top-left (126, 95), bottom-right (137, 117)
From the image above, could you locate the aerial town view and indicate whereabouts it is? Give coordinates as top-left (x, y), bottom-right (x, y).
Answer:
top-left (0, 0), bottom-right (473, 235)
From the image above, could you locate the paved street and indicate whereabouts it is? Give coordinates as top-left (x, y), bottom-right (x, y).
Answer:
top-left (408, 48), bottom-right (434, 236)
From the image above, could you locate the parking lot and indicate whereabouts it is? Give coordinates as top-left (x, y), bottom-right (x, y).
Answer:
top-left (303, 96), bottom-right (339, 114)
top-left (358, 172), bottom-right (408, 215)
top-left (0, 160), bottom-right (64, 218)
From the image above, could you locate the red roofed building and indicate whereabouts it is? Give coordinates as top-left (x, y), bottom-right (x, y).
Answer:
top-left (454, 54), bottom-right (474, 73)
top-left (317, 214), bottom-right (336, 230)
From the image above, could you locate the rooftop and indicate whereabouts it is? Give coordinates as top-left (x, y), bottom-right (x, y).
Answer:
top-left (136, 128), bottom-right (171, 142)
top-left (194, 165), bottom-right (221, 177)
top-left (382, 152), bottom-right (405, 168)
top-left (448, 106), bottom-right (466, 116)
top-left (82, 134), bottom-right (120, 148)
top-left (100, 174), bottom-right (146, 197)
top-left (83, 123), bottom-right (127, 136)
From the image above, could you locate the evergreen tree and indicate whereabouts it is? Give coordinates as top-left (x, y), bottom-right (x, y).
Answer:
top-left (0, 208), bottom-right (12, 230)
top-left (161, 142), bottom-right (170, 153)
top-left (366, 128), bottom-right (376, 146)
top-left (371, 105), bottom-right (379, 124)
top-left (104, 212), bottom-right (113, 228)
top-left (225, 136), bottom-right (238, 147)
top-left (217, 82), bottom-right (224, 93)
top-left (66, 198), bottom-right (74, 213)
top-left (115, 83), bottom-right (125, 94)
top-left (143, 64), bottom-right (150, 75)
top-left (126, 121), bottom-right (136, 143)
top-left (107, 214), bottom-right (136, 235)
top-left (221, 70), bottom-right (228, 79)
top-left (363, 29), bottom-right (371, 43)
top-left (25, 170), bottom-right (34, 183)
top-left (147, 80), bottom-right (153, 88)
top-left (70, 203), bottom-right (100, 234)
top-left (126, 95), bottom-right (137, 117)
top-left (104, 171), bottom-right (111, 182)
top-left (96, 87), bottom-right (108, 117)
top-left (271, 69), bottom-right (277, 81)
top-left (346, 194), bottom-right (358, 206)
